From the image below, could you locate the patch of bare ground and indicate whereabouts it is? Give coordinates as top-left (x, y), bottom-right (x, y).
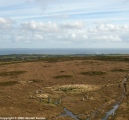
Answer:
top-left (0, 58), bottom-right (129, 119)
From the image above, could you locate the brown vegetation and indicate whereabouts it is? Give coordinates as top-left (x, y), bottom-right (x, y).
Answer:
top-left (0, 56), bottom-right (129, 119)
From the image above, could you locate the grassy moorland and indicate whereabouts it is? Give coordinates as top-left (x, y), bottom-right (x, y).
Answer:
top-left (0, 54), bottom-right (129, 120)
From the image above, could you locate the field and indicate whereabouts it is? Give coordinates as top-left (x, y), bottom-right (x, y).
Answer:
top-left (0, 55), bottom-right (129, 120)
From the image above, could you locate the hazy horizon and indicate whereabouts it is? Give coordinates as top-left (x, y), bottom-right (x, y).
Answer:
top-left (0, 48), bottom-right (129, 55)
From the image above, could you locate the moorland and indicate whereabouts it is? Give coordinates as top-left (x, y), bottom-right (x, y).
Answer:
top-left (0, 54), bottom-right (129, 120)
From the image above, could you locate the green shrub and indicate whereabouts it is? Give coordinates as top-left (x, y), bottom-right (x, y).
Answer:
top-left (32, 79), bottom-right (43, 83)
top-left (80, 71), bottom-right (106, 76)
top-left (0, 81), bottom-right (18, 86)
top-left (58, 87), bottom-right (76, 92)
top-left (111, 69), bottom-right (127, 72)
top-left (54, 75), bottom-right (72, 79)
top-left (0, 71), bottom-right (26, 76)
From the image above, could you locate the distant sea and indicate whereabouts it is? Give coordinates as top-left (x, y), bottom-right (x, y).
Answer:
top-left (0, 48), bottom-right (129, 55)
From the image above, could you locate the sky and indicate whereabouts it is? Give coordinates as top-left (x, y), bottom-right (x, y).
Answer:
top-left (0, 0), bottom-right (129, 48)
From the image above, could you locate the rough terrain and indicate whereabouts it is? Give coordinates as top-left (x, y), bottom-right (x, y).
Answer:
top-left (0, 56), bottom-right (129, 120)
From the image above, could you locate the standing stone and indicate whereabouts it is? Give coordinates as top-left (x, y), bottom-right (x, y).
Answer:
top-left (58, 98), bottom-right (61, 104)
top-left (82, 96), bottom-right (85, 101)
top-left (48, 97), bottom-right (51, 103)
top-left (40, 98), bottom-right (43, 102)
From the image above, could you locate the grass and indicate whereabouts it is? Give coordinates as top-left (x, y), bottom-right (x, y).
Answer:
top-left (54, 75), bottom-right (72, 79)
top-left (110, 69), bottom-right (128, 72)
top-left (58, 87), bottom-right (76, 92)
top-left (1, 55), bottom-right (129, 65)
top-left (0, 71), bottom-right (26, 76)
top-left (0, 61), bottom-right (22, 66)
top-left (31, 79), bottom-right (43, 83)
top-left (0, 81), bottom-right (18, 86)
top-left (60, 71), bottom-right (65, 73)
top-left (80, 71), bottom-right (106, 76)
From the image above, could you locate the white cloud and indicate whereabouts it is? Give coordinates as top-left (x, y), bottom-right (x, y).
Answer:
top-left (61, 21), bottom-right (85, 29)
top-left (121, 24), bottom-right (129, 30)
top-left (13, 22), bottom-right (129, 43)
top-left (91, 35), bottom-right (122, 42)
top-left (21, 21), bottom-right (59, 32)
top-left (0, 18), bottom-right (9, 24)
top-left (34, 34), bottom-right (43, 40)
top-left (97, 24), bottom-right (118, 31)
top-left (0, 18), bottom-right (129, 47)
top-left (0, 17), bottom-right (14, 29)
top-left (71, 33), bottom-right (76, 39)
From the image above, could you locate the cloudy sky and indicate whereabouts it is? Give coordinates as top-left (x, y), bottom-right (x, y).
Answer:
top-left (0, 0), bottom-right (129, 48)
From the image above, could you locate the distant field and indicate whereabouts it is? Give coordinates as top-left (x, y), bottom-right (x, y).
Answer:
top-left (0, 54), bottom-right (129, 65)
